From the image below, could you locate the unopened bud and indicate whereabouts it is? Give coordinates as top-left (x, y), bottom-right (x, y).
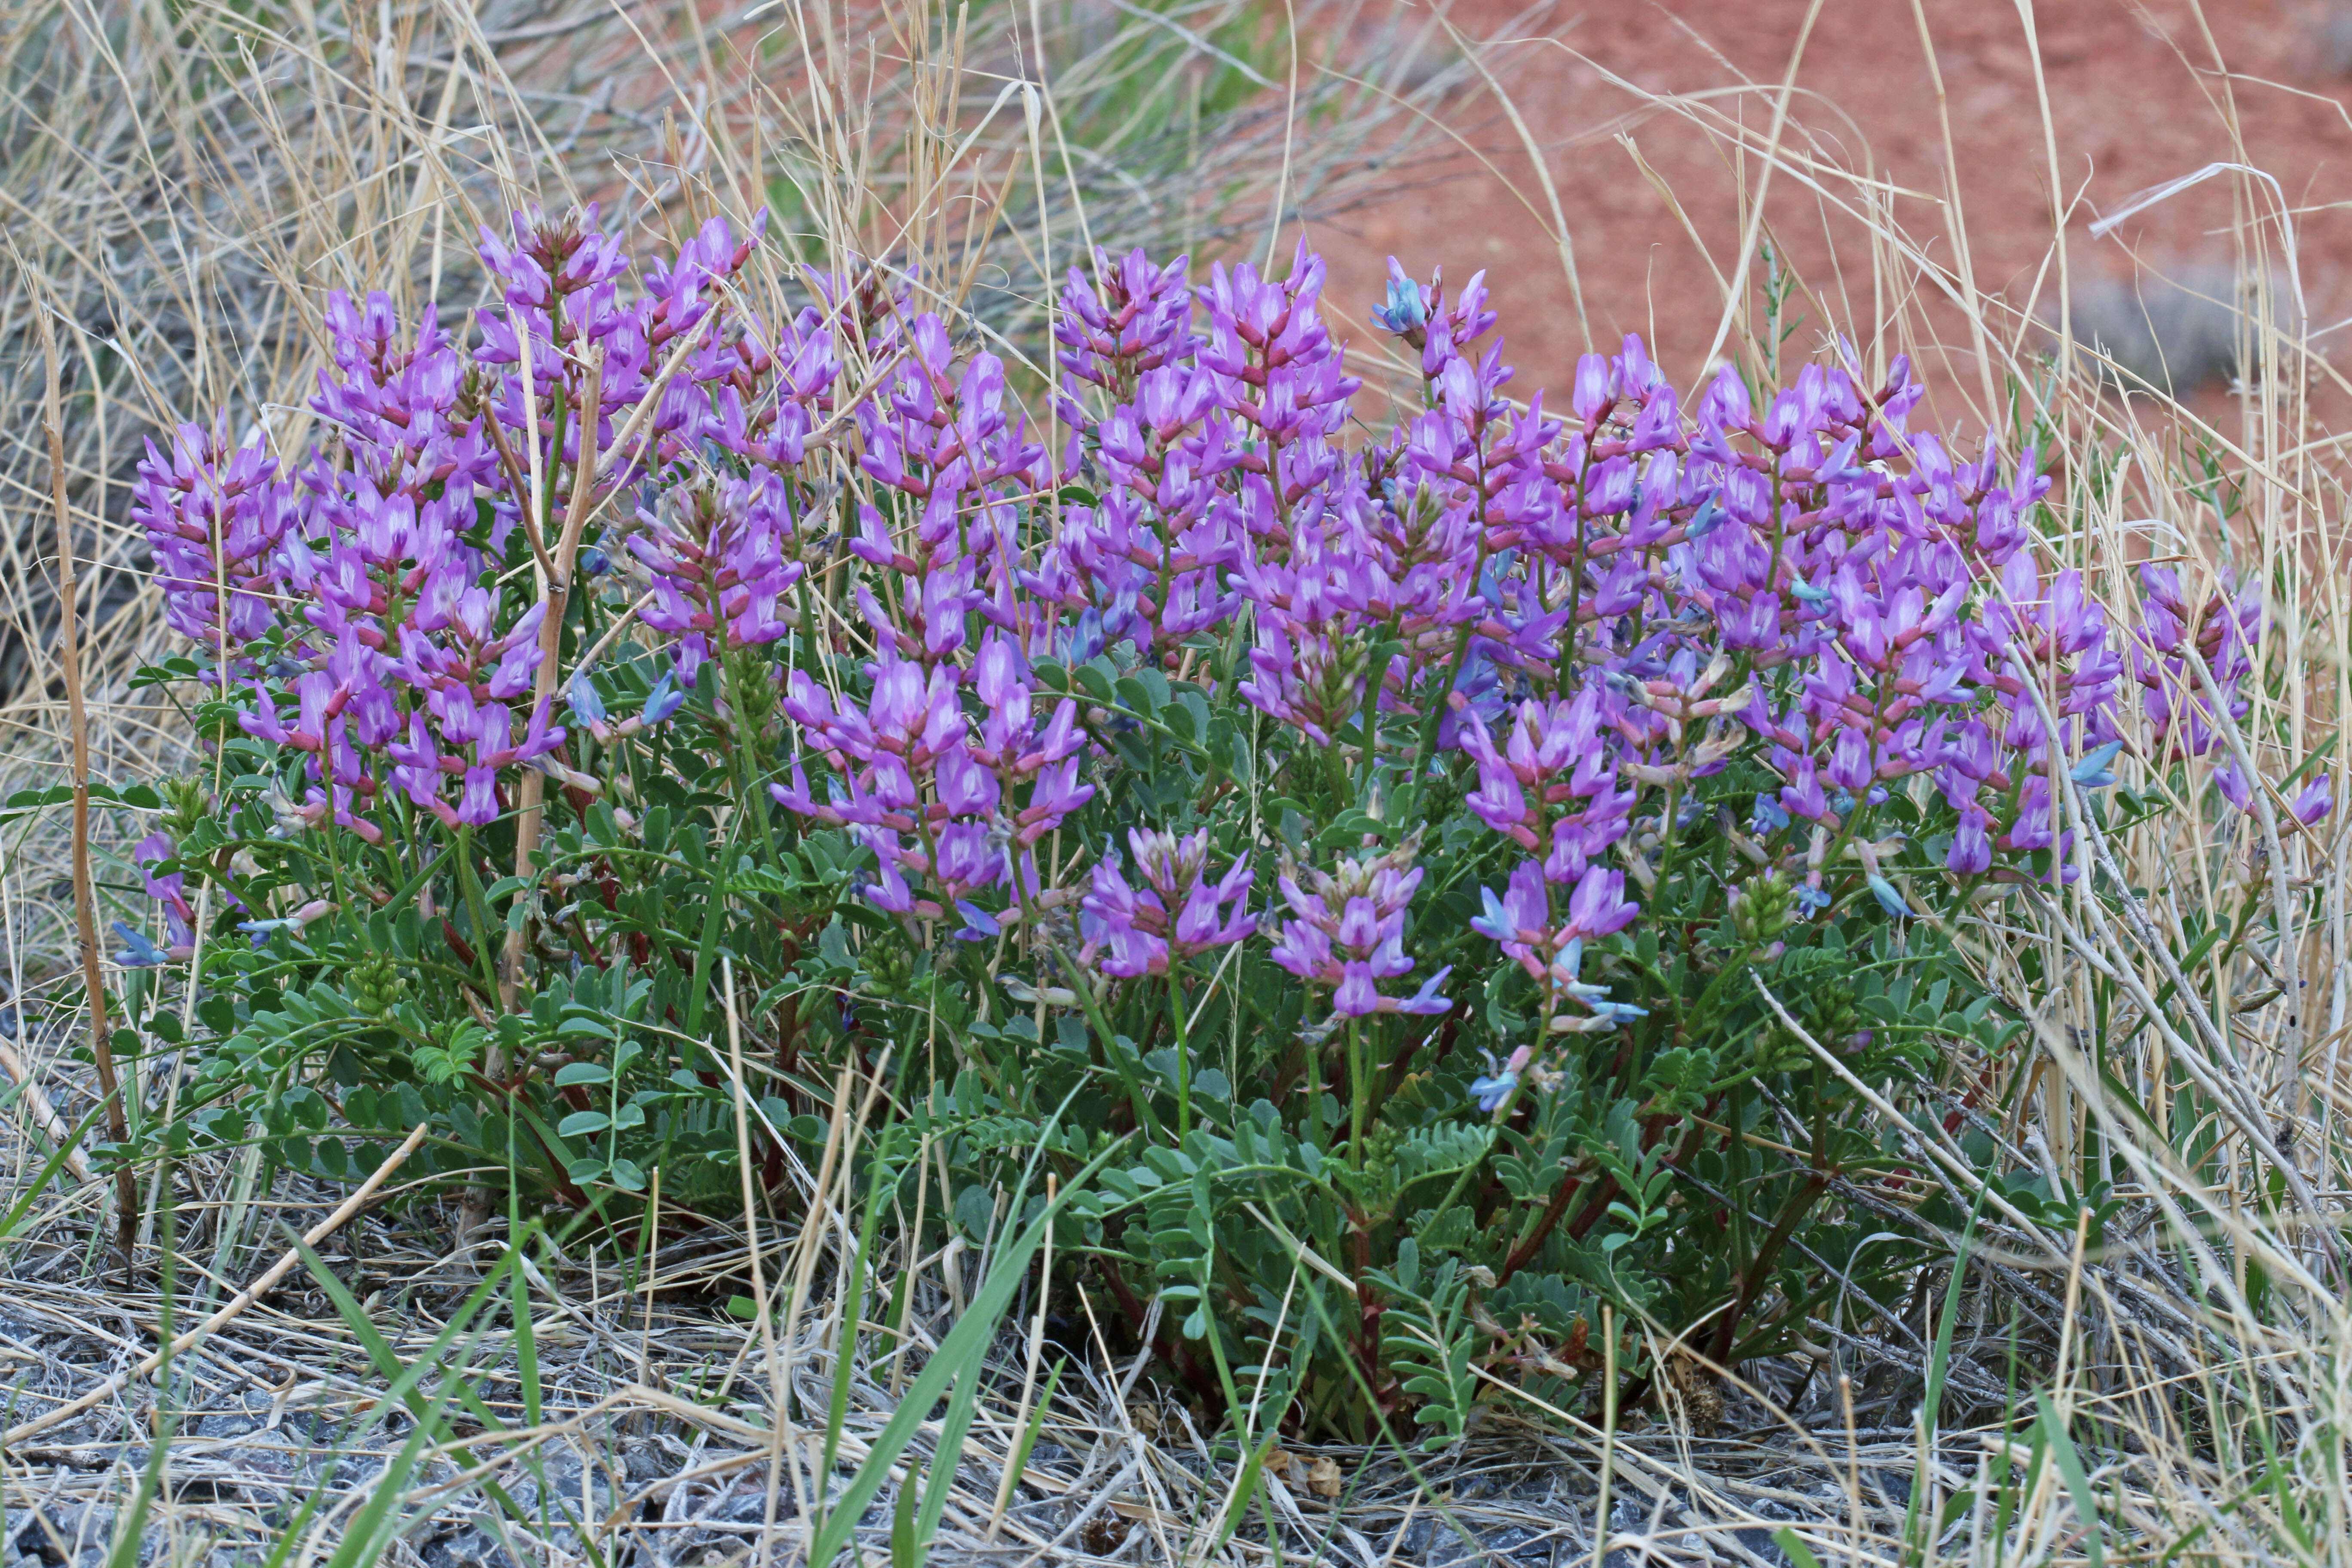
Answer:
top-left (1732, 874), bottom-right (1795, 945)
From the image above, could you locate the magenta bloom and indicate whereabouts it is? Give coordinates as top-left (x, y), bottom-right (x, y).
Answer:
top-left (1080, 829), bottom-right (1253, 978)
top-left (1268, 837), bottom-right (1449, 1018)
top-left (129, 208), bottom-right (779, 839)
top-left (132, 831), bottom-right (196, 950)
top-left (629, 469), bottom-right (810, 686)
top-left (1470, 861), bottom-right (1645, 1029)
top-left (1469, 861), bottom-right (1554, 978)
top-left (1564, 866), bottom-right (1638, 940)
top-left (131, 424), bottom-right (293, 657)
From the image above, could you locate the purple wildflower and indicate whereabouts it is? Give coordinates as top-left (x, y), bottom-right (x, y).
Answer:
top-left (1268, 834), bottom-right (1449, 1018)
top-left (1079, 829), bottom-right (1253, 978)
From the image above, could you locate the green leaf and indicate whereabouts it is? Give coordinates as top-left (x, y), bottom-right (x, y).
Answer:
top-left (0, 784), bottom-right (73, 818)
top-left (318, 1371), bottom-right (471, 1568)
top-left (557, 1110), bottom-right (611, 1137)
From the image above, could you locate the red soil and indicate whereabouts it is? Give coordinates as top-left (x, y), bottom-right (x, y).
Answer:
top-left (1295, 0), bottom-right (2352, 414)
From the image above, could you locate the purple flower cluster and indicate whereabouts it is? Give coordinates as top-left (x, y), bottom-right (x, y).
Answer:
top-left (1079, 828), bottom-right (1255, 977)
top-left (1025, 245), bottom-right (2311, 1023)
top-left (851, 316), bottom-right (1053, 656)
top-left (131, 831), bottom-right (196, 960)
top-left (1268, 836), bottom-right (1451, 1017)
top-left (628, 254), bottom-right (845, 686)
top-left (2125, 561), bottom-right (2321, 818)
top-left (763, 307), bottom-right (1112, 920)
top-left (130, 426), bottom-right (291, 651)
top-left (1035, 243), bottom-right (1506, 734)
top-left (133, 208), bottom-right (766, 835)
top-left (137, 212), bottom-right (2318, 1055)
top-left (774, 631), bottom-right (1094, 918)
top-left (631, 470), bottom-right (808, 686)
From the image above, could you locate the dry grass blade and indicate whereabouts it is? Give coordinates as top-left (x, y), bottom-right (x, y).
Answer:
top-left (0, 1122), bottom-right (424, 1448)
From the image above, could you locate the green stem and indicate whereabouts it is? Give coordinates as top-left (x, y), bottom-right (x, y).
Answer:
top-left (1047, 939), bottom-right (1164, 1141)
top-left (541, 340), bottom-right (570, 545)
top-left (1194, 1246), bottom-right (1248, 1422)
top-left (1166, 962), bottom-right (1194, 1140)
top-left (452, 827), bottom-right (503, 1003)
top-left (1346, 1017), bottom-right (1366, 1172)
top-left (1353, 621), bottom-right (1399, 808)
top-left (726, 649), bottom-right (779, 866)
top-left (322, 813), bottom-right (350, 910)
top-left (681, 862), bottom-right (729, 1047)
top-left (1408, 626), bottom-right (1473, 789)
top-left (1302, 1018), bottom-right (1326, 1152)
top-left (1322, 735), bottom-right (1349, 813)
top-left (1654, 778), bottom-right (1685, 882)
top-left (1559, 445), bottom-right (1596, 684)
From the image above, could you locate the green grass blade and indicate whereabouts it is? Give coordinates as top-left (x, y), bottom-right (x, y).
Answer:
top-left (2034, 1390), bottom-right (2106, 1568)
top-left (891, 1447), bottom-right (922, 1568)
top-left (1002, 1359), bottom-right (1063, 1519)
top-left (107, 1194), bottom-right (180, 1568)
top-left (322, 1354), bottom-right (479, 1568)
top-left (912, 1359), bottom-right (980, 1552)
top-left (512, 1247), bottom-right (542, 1427)
top-left (289, 1226), bottom-right (520, 1436)
top-left (0, 1099), bottom-right (105, 1245)
top-left (808, 1134), bottom-right (1124, 1566)
top-left (818, 1125), bottom-right (899, 1546)
top-left (1905, 1197), bottom-right (1984, 1567)
top-left (1775, 1526), bottom-right (1827, 1568)
top-left (288, 1228), bottom-right (534, 1524)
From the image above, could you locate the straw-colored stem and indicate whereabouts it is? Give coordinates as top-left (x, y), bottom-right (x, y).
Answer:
top-left (36, 291), bottom-right (138, 1271)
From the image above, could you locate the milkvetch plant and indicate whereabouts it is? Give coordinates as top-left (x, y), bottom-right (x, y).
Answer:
top-left (102, 205), bottom-right (2323, 1442)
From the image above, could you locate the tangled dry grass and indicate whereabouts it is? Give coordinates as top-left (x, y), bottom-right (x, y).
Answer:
top-left (0, 0), bottom-right (2347, 1563)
